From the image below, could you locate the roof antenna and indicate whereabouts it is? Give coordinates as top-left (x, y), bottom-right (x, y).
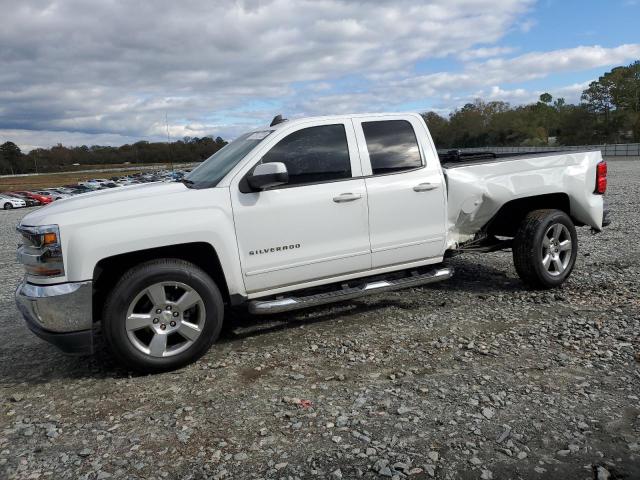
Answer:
top-left (270, 114), bottom-right (287, 127)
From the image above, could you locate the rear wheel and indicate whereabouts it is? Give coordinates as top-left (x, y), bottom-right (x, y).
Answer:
top-left (4, 203), bottom-right (12, 210)
top-left (512, 209), bottom-right (577, 289)
top-left (103, 258), bottom-right (224, 372)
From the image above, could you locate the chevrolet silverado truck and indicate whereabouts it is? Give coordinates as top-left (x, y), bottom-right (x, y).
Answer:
top-left (15, 113), bottom-right (609, 372)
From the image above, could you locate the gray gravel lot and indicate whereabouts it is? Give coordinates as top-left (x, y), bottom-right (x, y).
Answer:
top-left (1, 160), bottom-right (639, 480)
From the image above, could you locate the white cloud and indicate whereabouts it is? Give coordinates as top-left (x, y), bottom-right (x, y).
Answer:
top-left (339, 44), bottom-right (640, 113)
top-left (0, 0), bottom-right (533, 146)
top-left (478, 44), bottom-right (640, 82)
top-left (458, 46), bottom-right (517, 61)
top-left (1, 1), bottom-right (638, 149)
top-left (469, 81), bottom-right (591, 106)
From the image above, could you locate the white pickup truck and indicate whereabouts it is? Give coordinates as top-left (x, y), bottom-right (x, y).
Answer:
top-left (15, 113), bottom-right (609, 371)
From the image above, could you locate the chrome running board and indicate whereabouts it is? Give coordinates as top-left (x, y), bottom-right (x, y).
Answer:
top-left (248, 266), bottom-right (453, 315)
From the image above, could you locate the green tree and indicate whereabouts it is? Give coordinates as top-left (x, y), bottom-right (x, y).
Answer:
top-left (581, 76), bottom-right (616, 140)
top-left (0, 141), bottom-right (23, 174)
top-left (609, 61), bottom-right (640, 112)
top-left (539, 92), bottom-right (553, 104)
top-left (553, 97), bottom-right (566, 110)
top-left (421, 112), bottom-right (450, 148)
top-left (579, 61), bottom-right (640, 142)
top-left (556, 105), bottom-right (597, 145)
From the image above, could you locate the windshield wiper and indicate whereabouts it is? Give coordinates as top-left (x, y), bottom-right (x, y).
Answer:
top-left (181, 178), bottom-right (195, 188)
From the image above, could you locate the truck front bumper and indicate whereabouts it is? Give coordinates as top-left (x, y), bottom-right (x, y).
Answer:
top-left (15, 280), bottom-right (94, 355)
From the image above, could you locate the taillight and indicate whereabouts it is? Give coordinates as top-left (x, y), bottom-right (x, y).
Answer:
top-left (595, 161), bottom-right (607, 194)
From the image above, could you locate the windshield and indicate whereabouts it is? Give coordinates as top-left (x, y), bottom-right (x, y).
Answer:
top-left (184, 130), bottom-right (273, 188)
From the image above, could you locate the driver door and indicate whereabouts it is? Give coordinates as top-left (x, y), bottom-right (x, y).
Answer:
top-left (230, 119), bottom-right (371, 294)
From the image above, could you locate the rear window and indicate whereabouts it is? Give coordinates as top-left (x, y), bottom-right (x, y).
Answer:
top-left (362, 120), bottom-right (422, 174)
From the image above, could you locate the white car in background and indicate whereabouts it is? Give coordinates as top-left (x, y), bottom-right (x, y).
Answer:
top-left (0, 194), bottom-right (27, 209)
top-left (116, 179), bottom-right (135, 186)
top-left (78, 181), bottom-right (101, 190)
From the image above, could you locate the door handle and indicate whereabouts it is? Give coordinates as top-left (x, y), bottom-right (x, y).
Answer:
top-left (333, 193), bottom-right (362, 203)
top-left (413, 182), bottom-right (439, 192)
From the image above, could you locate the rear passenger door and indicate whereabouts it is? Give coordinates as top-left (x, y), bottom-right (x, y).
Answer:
top-left (353, 115), bottom-right (447, 269)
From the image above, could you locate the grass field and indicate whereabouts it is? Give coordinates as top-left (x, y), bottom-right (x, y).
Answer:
top-left (0, 169), bottom-right (152, 191)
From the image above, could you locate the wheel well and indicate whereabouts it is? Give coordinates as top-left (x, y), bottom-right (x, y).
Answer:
top-left (92, 242), bottom-right (229, 321)
top-left (485, 193), bottom-right (572, 237)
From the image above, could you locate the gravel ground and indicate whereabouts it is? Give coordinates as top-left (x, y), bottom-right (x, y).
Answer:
top-left (1, 159), bottom-right (638, 480)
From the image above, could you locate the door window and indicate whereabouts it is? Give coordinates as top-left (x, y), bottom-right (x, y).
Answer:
top-left (261, 124), bottom-right (351, 186)
top-left (362, 120), bottom-right (422, 174)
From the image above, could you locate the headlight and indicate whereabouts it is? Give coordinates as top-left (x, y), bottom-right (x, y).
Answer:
top-left (16, 224), bottom-right (65, 277)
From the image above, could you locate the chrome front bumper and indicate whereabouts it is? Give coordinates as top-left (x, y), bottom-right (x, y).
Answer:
top-left (15, 280), bottom-right (94, 354)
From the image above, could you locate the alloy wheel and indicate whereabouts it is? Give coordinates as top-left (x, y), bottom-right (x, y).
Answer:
top-left (125, 281), bottom-right (206, 357)
top-left (541, 223), bottom-right (572, 276)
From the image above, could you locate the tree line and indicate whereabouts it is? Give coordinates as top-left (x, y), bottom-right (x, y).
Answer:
top-left (1, 61), bottom-right (639, 175)
top-left (422, 61), bottom-right (640, 149)
top-left (0, 136), bottom-right (228, 175)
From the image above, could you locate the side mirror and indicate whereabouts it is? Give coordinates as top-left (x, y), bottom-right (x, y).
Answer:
top-left (247, 162), bottom-right (289, 190)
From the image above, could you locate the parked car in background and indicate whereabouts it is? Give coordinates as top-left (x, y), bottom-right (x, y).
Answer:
top-left (2, 168), bottom-right (193, 213)
top-left (0, 194), bottom-right (27, 209)
top-left (64, 184), bottom-right (93, 194)
top-left (34, 190), bottom-right (70, 200)
top-left (6, 192), bottom-right (41, 207)
top-left (14, 191), bottom-right (53, 205)
top-left (51, 187), bottom-right (77, 196)
top-left (79, 180), bottom-right (104, 190)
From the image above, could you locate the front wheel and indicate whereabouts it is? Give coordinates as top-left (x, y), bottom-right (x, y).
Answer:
top-left (4, 202), bottom-right (12, 210)
top-left (512, 209), bottom-right (577, 289)
top-left (103, 258), bottom-right (224, 372)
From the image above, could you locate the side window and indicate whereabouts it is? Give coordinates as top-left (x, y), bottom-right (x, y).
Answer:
top-left (261, 124), bottom-right (351, 186)
top-left (362, 120), bottom-right (422, 174)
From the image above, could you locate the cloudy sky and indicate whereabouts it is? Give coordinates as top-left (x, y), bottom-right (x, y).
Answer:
top-left (1, 0), bottom-right (639, 151)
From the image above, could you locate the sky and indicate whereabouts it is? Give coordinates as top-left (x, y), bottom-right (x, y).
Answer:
top-left (1, 0), bottom-right (639, 152)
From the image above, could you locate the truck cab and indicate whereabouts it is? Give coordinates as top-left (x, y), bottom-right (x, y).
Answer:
top-left (217, 113), bottom-right (447, 295)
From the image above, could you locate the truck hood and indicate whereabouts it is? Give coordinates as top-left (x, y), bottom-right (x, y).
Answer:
top-left (17, 180), bottom-right (236, 285)
top-left (20, 182), bottom-right (197, 227)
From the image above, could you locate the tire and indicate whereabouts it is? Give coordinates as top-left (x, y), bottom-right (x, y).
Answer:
top-left (102, 258), bottom-right (224, 372)
top-left (512, 209), bottom-right (578, 289)
top-left (4, 203), bottom-right (12, 210)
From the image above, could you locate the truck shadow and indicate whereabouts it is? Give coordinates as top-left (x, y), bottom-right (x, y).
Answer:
top-left (218, 298), bottom-right (409, 343)
top-left (0, 259), bottom-right (528, 383)
top-left (445, 256), bottom-right (524, 292)
top-left (0, 339), bottom-right (128, 385)
top-left (218, 258), bottom-right (526, 343)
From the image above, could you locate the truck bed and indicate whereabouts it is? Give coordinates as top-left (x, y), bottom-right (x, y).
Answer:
top-left (442, 150), bottom-right (604, 248)
top-left (439, 149), bottom-right (598, 168)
